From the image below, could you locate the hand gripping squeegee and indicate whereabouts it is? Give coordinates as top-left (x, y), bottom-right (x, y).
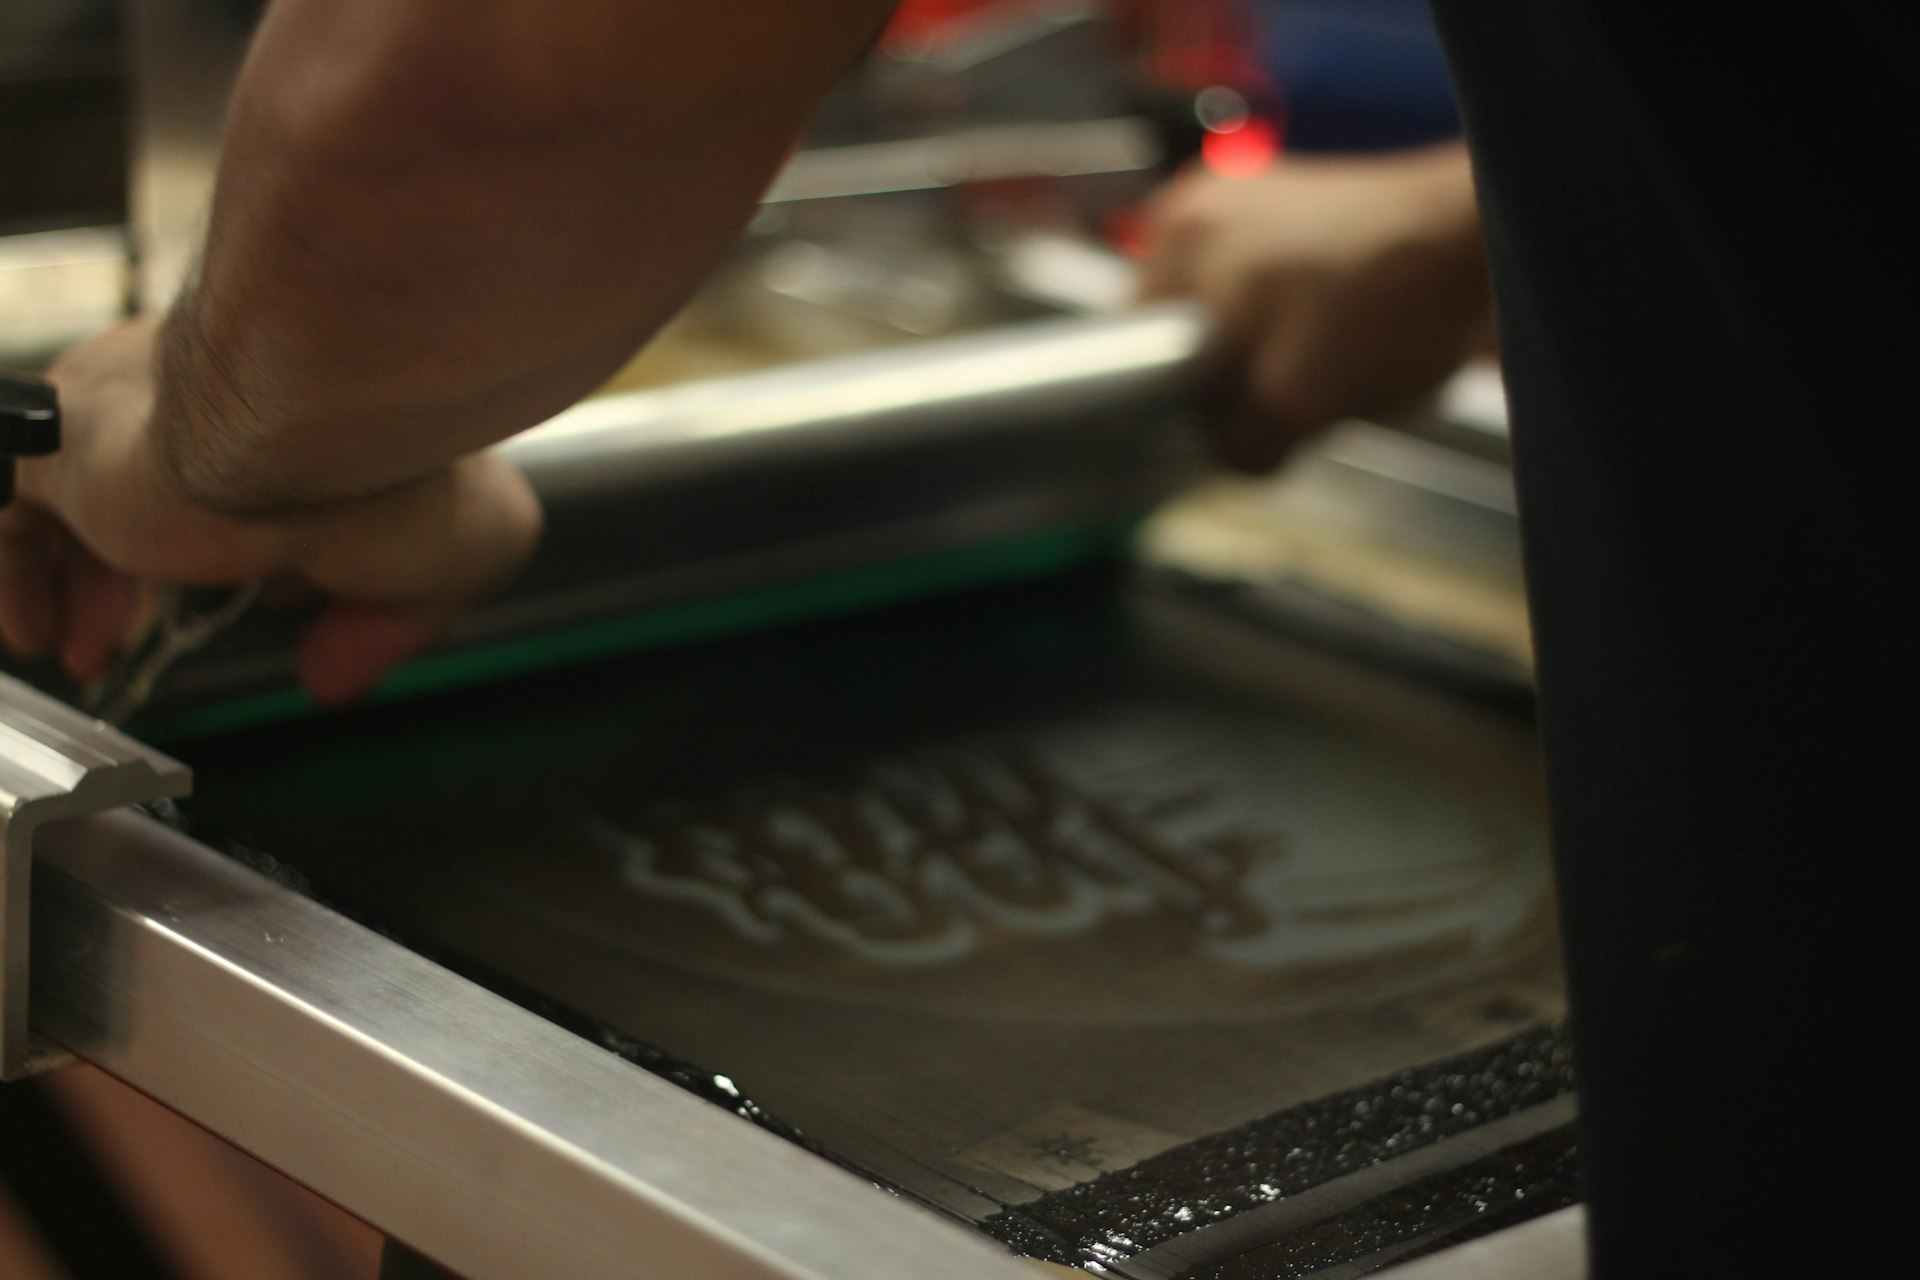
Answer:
top-left (1, 371), bottom-right (259, 724)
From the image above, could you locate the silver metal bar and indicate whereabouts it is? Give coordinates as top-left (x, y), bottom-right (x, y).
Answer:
top-left (503, 301), bottom-right (1209, 498)
top-left (0, 672), bottom-right (189, 1080)
top-left (763, 117), bottom-right (1162, 204)
top-left (30, 807), bottom-right (1036, 1280)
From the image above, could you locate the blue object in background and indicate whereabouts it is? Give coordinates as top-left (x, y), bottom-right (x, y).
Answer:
top-left (1254, 0), bottom-right (1461, 151)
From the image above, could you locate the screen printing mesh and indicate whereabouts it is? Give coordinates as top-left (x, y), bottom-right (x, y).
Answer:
top-left (177, 572), bottom-right (1571, 1276)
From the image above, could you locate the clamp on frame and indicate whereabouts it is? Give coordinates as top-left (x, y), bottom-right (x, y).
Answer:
top-left (1, 673), bottom-right (190, 1079)
top-left (1, 372), bottom-right (61, 508)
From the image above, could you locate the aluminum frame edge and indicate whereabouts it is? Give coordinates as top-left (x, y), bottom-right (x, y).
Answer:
top-left (1, 671), bottom-right (190, 1079)
top-left (29, 808), bottom-right (1033, 1280)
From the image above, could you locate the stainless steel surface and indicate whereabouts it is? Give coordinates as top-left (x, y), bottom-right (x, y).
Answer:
top-left (31, 806), bottom-right (1038, 1280)
top-left (1379, 1205), bottom-right (1587, 1280)
top-left (0, 670), bottom-right (188, 1079)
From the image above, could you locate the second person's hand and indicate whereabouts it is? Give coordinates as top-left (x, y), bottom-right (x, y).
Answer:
top-left (1138, 143), bottom-right (1493, 472)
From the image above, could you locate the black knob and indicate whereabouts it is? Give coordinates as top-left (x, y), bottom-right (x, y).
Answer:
top-left (1, 373), bottom-right (60, 508)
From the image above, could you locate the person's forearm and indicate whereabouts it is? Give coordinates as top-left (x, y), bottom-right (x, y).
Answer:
top-left (156, 0), bottom-right (894, 516)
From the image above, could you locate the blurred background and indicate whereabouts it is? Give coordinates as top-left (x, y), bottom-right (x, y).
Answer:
top-left (0, 0), bottom-right (1464, 362)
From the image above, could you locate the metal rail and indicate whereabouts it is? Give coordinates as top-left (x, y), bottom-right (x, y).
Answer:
top-left (29, 807), bottom-right (1035, 1280)
top-left (0, 675), bottom-right (188, 1080)
top-left (502, 301), bottom-right (1208, 501)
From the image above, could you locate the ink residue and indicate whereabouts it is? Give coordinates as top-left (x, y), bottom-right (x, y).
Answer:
top-left (596, 735), bottom-right (1274, 968)
top-left (568, 695), bottom-right (1548, 1012)
top-left (1191, 1123), bottom-right (1580, 1278)
top-left (983, 1022), bottom-right (1575, 1268)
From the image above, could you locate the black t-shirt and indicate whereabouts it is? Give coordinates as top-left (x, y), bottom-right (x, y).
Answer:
top-left (1425, 4), bottom-right (1911, 1273)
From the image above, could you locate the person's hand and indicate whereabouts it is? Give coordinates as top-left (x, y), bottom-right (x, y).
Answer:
top-left (1, 320), bottom-right (542, 705)
top-left (1138, 144), bottom-right (1493, 472)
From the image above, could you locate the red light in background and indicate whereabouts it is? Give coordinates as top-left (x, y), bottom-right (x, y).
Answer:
top-left (1201, 117), bottom-right (1279, 178)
